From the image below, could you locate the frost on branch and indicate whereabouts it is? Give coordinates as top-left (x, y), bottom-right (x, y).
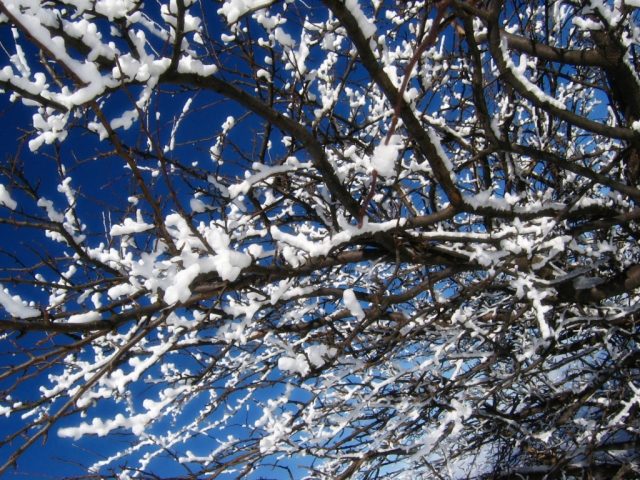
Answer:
top-left (0, 0), bottom-right (639, 479)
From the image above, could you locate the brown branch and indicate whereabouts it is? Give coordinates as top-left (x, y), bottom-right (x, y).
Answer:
top-left (554, 264), bottom-right (640, 304)
top-left (501, 31), bottom-right (612, 67)
top-left (358, 169), bottom-right (377, 228)
top-left (568, 208), bottom-right (640, 235)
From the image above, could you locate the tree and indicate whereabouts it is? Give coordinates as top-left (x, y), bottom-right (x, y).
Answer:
top-left (0, 0), bottom-right (638, 477)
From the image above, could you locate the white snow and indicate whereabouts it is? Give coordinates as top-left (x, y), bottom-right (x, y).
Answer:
top-left (218, 0), bottom-right (274, 24)
top-left (344, 0), bottom-right (376, 38)
top-left (95, 0), bottom-right (139, 21)
top-left (427, 128), bottom-right (457, 182)
top-left (164, 263), bottom-right (200, 304)
top-left (108, 283), bottom-right (138, 299)
top-left (271, 214), bottom-right (405, 259)
top-left (278, 354), bottom-right (310, 376)
top-left (572, 17), bottom-right (603, 31)
top-left (0, 285), bottom-right (40, 318)
top-left (68, 311), bottom-right (102, 323)
top-left (256, 68), bottom-right (272, 81)
top-left (371, 136), bottom-right (400, 177)
top-left (110, 217), bottom-right (154, 236)
top-left (305, 345), bottom-right (337, 366)
top-left (0, 184), bottom-right (17, 210)
top-left (343, 289), bottom-right (365, 320)
top-left (274, 27), bottom-right (295, 48)
top-left (190, 198), bottom-right (207, 213)
top-left (58, 386), bottom-right (188, 439)
top-left (177, 56), bottom-right (217, 76)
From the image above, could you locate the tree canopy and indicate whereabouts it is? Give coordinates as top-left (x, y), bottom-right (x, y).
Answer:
top-left (0, 0), bottom-right (639, 478)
